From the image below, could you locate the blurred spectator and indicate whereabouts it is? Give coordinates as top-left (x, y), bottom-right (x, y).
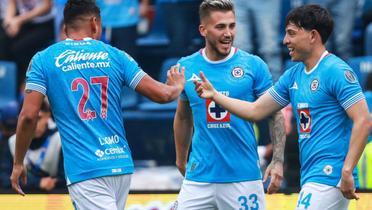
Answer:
top-left (357, 141), bottom-right (372, 189)
top-left (53, 0), bottom-right (67, 41)
top-left (0, 0), bottom-right (55, 89)
top-left (0, 0), bottom-right (7, 19)
top-left (305, 0), bottom-right (358, 60)
top-left (96, 0), bottom-right (150, 59)
top-left (159, 0), bottom-right (201, 57)
top-left (357, 73), bottom-right (372, 189)
top-left (8, 101), bottom-right (65, 191)
top-left (0, 101), bottom-right (18, 188)
top-left (232, 0), bottom-right (282, 81)
top-left (362, 0), bottom-right (372, 26)
top-left (364, 73), bottom-right (372, 142)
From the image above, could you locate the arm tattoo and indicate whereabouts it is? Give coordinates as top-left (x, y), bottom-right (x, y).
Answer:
top-left (268, 111), bottom-right (286, 164)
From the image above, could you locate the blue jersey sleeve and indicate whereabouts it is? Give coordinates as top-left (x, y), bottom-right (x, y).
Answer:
top-left (329, 67), bottom-right (365, 110)
top-left (118, 50), bottom-right (146, 90)
top-left (252, 56), bottom-right (273, 97)
top-left (268, 68), bottom-right (292, 107)
top-left (25, 53), bottom-right (47, 95)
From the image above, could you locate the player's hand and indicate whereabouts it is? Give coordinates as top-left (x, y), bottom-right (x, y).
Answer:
top-left (176, 160), bottom-right (186, 177)
top-left (10, 164), bottom-right (27, 196)
top-left (40, 177), bottom-right (57, 191)
top-left (340, 171), bottom-right (359, 200)
top-left (139, 1), bottom-right (150, 17)
top-left (166, 64), bottom-right (185, 90)
top-left (4, 17), bottom-right (22, 37)
top-left (194, 71), bottom-right (217, 99)
top-left (263, 161), bottom-right (283, 194)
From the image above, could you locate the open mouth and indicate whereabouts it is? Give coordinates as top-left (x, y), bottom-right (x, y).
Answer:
top-left (288, 47), bottom-right (294, 56)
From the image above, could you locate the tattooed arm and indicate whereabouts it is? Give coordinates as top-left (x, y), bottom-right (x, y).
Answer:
top-left (263, 110), bottom-right (286, 194)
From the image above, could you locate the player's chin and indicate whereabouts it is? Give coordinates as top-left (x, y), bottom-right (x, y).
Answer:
top-left (218, 47), bottom-right (231, 56)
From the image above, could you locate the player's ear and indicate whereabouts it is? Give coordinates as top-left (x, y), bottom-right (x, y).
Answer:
top-left (309, 29), bottom-right (318, 44)
top-left (91, 16), bottom-right (101, 39)
top-left (199, 24), bottom-right (207, 37)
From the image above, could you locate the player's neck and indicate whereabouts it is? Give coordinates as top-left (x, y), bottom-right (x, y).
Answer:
top-left (66, 30), bottom-right (94, 40)
top-left (204, 47), bottom-right (231, 61)
top-left (304, 46), bottom-right (327, 72)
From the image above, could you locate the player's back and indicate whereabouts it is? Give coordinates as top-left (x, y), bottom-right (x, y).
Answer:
top-left (26, 38), bottom-right (146, 184)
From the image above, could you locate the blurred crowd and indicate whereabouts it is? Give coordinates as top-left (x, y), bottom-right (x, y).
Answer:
top-left (0, 0), bottom-right (371, 192)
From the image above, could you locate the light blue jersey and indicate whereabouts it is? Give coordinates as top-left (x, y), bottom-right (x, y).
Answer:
top-left (179, 47), bottom-right (272, 182)
top-left (96, 0), bottom-right (139, 28)
top-left (269, 52), bottom-right (364, 187)
top-left (25, 38), bottom-right (146, 185)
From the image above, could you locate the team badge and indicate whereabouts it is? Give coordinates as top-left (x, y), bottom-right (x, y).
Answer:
top-left (310, 79), bottom-right (319, 91)
top-left (231, 67), bottom-right (244, 78)
top-left (206, 99), bottom-right (230, 122)
top-left (344, 70), bottom-right (357, 83)
top-left (298, 109), bottom-right (311, 133)
top-left (323, 165), bottom-right (333, 175)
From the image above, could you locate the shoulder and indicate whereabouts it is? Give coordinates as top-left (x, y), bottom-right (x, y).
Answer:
top-left (178, 50), bottom-right (202, 65)
top-left (321, 55), bottom-right (355, 81)
top-left (235, 49), bottom-right (266, 65)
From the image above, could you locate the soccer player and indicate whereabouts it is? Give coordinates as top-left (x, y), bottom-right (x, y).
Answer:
top-left (194, 4), bottom-right (372, 210)
top-left (10, 0), bottom-right (185, 210)
top-left (173, 0), bottom-right (286, 209)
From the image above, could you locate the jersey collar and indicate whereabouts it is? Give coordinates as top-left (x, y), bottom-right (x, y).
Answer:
top-left (65, 37), bottom-right (93, 41)
top-left (304, 50), bottom-right (329, 75)
top-left (201, 47), bottom-right (237, 64)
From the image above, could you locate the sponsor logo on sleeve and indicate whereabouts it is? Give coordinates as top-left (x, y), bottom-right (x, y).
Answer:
top-left (344, 70), bottom-right (357, 83)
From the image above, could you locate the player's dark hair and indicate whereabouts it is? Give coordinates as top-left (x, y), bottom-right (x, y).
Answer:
top-left (199, 0), bottom-right (234, 22)
top-left (63, 0), bottom-right (100, 28)
top-left (285, 4), bottom-right (334, 44)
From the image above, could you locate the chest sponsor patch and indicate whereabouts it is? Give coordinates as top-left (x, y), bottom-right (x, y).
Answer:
top-left (206, 99), bottom-right (230, 123)
top-left (298, 108), bottom-right (311, 133)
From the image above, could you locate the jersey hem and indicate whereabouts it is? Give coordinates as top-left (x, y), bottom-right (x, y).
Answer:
top-left (185, 176), bottom-right (262, 183)
top-left (66, 166), bottom-right (134, 185)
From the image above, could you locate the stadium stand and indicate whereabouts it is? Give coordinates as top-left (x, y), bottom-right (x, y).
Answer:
top-left (0, 61), bottom-right (17, 109)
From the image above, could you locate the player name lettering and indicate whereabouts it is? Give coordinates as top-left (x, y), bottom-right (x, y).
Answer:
top-left (99, 135), bottom-right (120, 145)
top-left (55, 50), bottom-right (109, 67)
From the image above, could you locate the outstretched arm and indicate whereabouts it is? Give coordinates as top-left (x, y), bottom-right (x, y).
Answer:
top-left (10, 90), bottom-right (45, 196)
top-left (136, 65), bottom-right (185, 103)
top-left (173, 99), bottom-right (193, 176)
top-left (194, 71), bottom-right (282, 121)
top-left (263, 110), bottom-right (286, 194)
top-left (341, 99), bottom-right (371, 200)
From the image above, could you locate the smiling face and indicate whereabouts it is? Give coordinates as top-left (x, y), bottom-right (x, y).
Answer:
top-left (200, 10), bottom-right (236, 61)
top-left (283, 22), bottom-right (314, 62)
